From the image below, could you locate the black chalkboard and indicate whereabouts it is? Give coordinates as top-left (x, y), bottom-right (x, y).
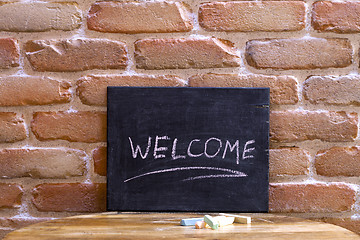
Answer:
top-left (107, 87), bottom-right (269, 212)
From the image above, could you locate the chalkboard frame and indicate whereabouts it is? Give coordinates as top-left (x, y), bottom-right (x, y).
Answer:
top-left (107, 87), bottom-right (270, 212)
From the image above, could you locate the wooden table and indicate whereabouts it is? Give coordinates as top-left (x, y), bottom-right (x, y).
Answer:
top-left (4, 212), bottom-right (360, 239)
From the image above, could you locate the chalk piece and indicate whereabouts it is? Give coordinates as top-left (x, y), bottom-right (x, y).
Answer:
top-left (180, 217), bottom-right (204, 226)
top-left (214, 216), bottom-right (235, 227)
top-left (195, 221), bottom-right (206, 229)
top-left (219, 213), bottom-right (251, 224)
top-left (204, 215), bottom-right (219, 230)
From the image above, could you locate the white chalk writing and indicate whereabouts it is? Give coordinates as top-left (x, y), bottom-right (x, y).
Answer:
top-left (242, 140), bottom-right (255, 160)
top-left (183, 174), bottom-right (247, 182)
top-left (187, 139), bottom-right (203, 157)
top-left (124, 167), bottom-right (247, 183)
top-left (204, 137), bottom-right (222, 158)
top-left (128, 136), bottom-right (256, 164)
top-left (222, 140), bottom-right (239, 164)
top-left (153, 136), bottom-right (170, 159)
top-left (128, 136), bottom-right (151, 159)
top-left (172, 138), bottom-right (186, 160)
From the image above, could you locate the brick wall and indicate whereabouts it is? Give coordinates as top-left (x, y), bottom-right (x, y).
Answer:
top-left (0, 0), bottom-right (360, 238)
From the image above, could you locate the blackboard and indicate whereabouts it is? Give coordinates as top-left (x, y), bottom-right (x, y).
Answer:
top-left (107, 87), bottom-right (269, 212)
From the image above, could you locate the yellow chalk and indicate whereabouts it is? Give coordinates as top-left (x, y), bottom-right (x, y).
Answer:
top-left (219, 213), bottom-right (251, 224)
top-left (213, 216), bottom-right (234, 227)
top-left (195, 221), bottom-right (206, 229)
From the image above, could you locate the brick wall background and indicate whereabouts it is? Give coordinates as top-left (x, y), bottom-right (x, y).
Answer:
top-left (1, 0), bottom-right (360, 238)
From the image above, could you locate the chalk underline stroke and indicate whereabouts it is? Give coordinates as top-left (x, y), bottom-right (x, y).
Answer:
top-left (182, 174), bottom-right (247, 182)
top-left (123, 167), bottom-right (247, 183)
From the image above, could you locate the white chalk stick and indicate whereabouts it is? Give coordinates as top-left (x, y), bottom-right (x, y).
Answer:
top-left (213, 216), bottom-right (235, 227)
top-left (219, 213), bottom-right (251, 224)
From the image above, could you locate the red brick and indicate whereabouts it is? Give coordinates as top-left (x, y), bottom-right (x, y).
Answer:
top-left (189, 73), bottom-right (298, 105)
top-left (31, 111), bottom-right (106, 143)
top-left (312, 1), bottom-right (360, 33)
top-left (0, 2), bottom-right (81, 32)
top-left (269, 148), bottom-right (310, 177)
top-left (0, 184), bottom-right (23, 209)
top-left (199, 1), bottom-right (305, 32)
top-left (93, 147), bottom-right (106, 176)
top-left (25, 39), bottom-right (127, 72)
top-left (135, 38), bottom-right (240, 69)
top-left (0, 76), bottom-right (71, 106)
top-left (0, 148), bottom-right (86, 179)
top-left (303, 75), bottom-right (360, 105)
top-left (246, 38), bottom-right (352, 70)
top-left (77, 75), bottom-right (186, 106)
top-left (320, 218), bottom-right (360, 235)
top-left (32, 183), bottom-right (106, 212)
top-left (88, 1), bottom-right (193, 33)
top-left (270, 111), bottom-right (358, 142)
top-left (269, 183), bottom-right (356, 213)
top-left (315, 147), bottom-right (360, 177)
top-left (0, 112), bottom-right (26, 143)
top-left (0, 38), bottom-right (19, 68)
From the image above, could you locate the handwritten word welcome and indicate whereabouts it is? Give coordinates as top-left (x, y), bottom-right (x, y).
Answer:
top-left (128, 136), bottom-right (256, 164)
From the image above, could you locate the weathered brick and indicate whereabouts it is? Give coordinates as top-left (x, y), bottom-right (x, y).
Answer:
top-left (0, 217), bottom-right (51, 231)
top-left (315, 147), bottom-right (360, 177)
top-left (0, 148), bottom-right (86, 179)
top-left (31, 111), bottom-right (106, 143)
top-left (0, 2), bottom-right (81, 32)
top-left (1, 229), bottom-right (12, 239)
top-left (0, 112), bottom-right (26, 143)
top-left (199, 1), bottom-right (305, 32)
top-left (270, 111), bottom-right (358, 142)
top-left (25, 39), bottom-right (127, 72)
top-left (0, 76), bottom-right (71, 106)
top-left (269, 148), bottom-right (310, 177)
top-left (246, 38), bottom-right (352, 70)
top-left (0, 217), bottom-right (51, 239)
top-left (135, 38), bottom-right (240, 69)
top-left (320, 218), bottom-right (360, 235)
top-left (93, 147), bottom-right (106, 176)
top-left (304, 75), bottom-right (360, 105)
top-left (32, 183), bottom-right (106, 212)
top-left (77, 75), bottom-right (186, 106)
top-left (269, 183), bottom-right (356, 213)
top-left (0, 184), bottom-right (23, 209)
top-left (312, 1), bottom-right (360, 33)
top-left (88, 1), bottom-right (192, 33)
top-left (0, 38), bottom-right (19, 68)
top-left (189, 73), bottom-right (298, 105)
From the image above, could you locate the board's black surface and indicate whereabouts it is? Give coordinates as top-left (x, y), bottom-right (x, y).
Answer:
top-left (107, 87), bottom-right (269, 212)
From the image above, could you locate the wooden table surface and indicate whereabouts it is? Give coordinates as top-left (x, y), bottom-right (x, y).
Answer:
top-left (4, 212), bottom-right (360, 240)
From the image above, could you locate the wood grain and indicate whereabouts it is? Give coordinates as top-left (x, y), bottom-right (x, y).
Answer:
top-left (4, 213), bottom-right (360, 239)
